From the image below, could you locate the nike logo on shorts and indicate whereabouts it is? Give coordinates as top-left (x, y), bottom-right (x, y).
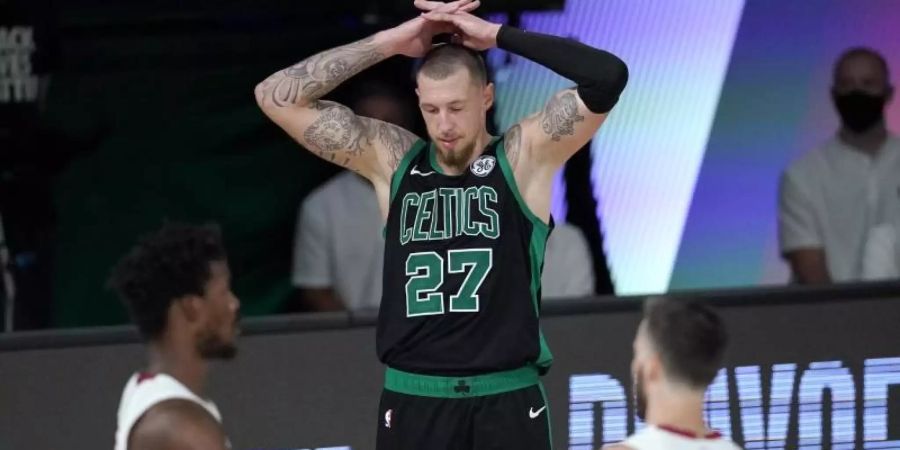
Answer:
top-left (529, 406), bottom-right (547, 419)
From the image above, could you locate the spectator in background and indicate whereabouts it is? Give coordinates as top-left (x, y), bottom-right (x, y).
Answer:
top-left (290, 83), bottom-right (595, 312)
top-left (779, 47), bottom-right (900, 284)
top-left (541, 223), bottom-right (595, 300)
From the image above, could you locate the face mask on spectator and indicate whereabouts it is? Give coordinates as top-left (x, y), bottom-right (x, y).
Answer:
top-left (832, 90), bottom-right (889, 133)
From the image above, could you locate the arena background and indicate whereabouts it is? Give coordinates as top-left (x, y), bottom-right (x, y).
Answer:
top-left (20, 0), bottom-right (898, 329)
top-left (3, 0), bottom-right (900, 449)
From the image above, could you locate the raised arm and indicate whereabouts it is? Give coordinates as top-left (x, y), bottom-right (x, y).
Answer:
top-left (254, 17), bottom-right (454, 183)
top-left (421, 11), bottom-right (628, 169)
top-left (497, 26), bottom-right (628, 168)
top-left (419, 10), bottom-right (627, 221)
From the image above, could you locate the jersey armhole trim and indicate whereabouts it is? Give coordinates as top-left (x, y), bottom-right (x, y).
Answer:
top-left (496, 138), bottom-right (553, 371)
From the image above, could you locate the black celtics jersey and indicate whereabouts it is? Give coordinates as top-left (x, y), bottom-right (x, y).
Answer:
top-left (376, 136), bottom-right (553, 377)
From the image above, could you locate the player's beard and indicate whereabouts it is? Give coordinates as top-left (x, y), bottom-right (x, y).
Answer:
top-left (437, 138), bottom-right (476, 169)
top-left (197, 325), bottom-right (238, 360)
top-left (634, 369), bottom-right (648, 421)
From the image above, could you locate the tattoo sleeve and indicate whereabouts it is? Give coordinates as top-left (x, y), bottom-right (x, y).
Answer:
top-left (540, 90), bottom-right (585, 142)
top-left (302, 100), bottom-right (375, 164)
top-left (257, 36), bottom-right (386, 108)
top-left (256, 35), bottom-right (419, 174)
top-left (300, 101), bottom-right (417, 169)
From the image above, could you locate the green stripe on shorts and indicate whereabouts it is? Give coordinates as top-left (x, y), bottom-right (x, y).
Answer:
top-left (385, 366), bottom-right (540, 398)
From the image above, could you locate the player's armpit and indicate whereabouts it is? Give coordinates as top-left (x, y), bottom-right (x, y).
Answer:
top-left (502, 123), bottom-right (526, 170)
top-left (370, 118), bottom-right (421, 175)
top-left (129, 399), bottom-right (228, 450)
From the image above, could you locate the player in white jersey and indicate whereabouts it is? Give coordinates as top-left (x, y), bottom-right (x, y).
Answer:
top-left (604, 298), bottom-right (742, 450)
top-left (109, 223), bottom-right (240, 450)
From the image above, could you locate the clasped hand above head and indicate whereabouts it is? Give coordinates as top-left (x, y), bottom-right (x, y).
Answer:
top-left (412, 0), bottom-right (501, 51)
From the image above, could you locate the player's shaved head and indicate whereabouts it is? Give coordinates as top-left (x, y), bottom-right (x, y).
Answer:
top-left (416, 44), bottom-right (488, 86)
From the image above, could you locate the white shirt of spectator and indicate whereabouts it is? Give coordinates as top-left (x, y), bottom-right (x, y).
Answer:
top-left (862, 223), bottom-right (899, 280)
top-left (779, 135), bottom-right (900, 282)
top-left (541, 221), bottom-right (595, 298)
top-left (616, 425), bottom-right (742, 450)
top-left (292, 172), bottom-right (384, 311)
top-left (114, 372), bottom-right (223, 450)
top-left (292, 171), bottom-right (596, 310)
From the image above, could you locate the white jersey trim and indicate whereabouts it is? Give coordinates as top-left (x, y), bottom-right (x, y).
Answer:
top-left (114, 372), bottom-right (222, 450)
top-left (620, 424), bottom-right (742, 450)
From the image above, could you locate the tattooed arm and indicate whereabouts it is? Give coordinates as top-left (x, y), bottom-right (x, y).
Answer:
top-left (418, 12), bottom-right (626, 170)
top-left (417, 11), bottom-right (626, 223)
top-left (499, 88), bottom-right (608, 222)
top-left (255, 17), bottom-right (451, 183)
top-left (505, 88), bottom-right (606, 170)
top-left (497, 23), bottom-right (627, 169)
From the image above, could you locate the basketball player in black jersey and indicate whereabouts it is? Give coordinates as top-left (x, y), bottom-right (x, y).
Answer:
top-left (255, 1), bottom-right (627, 448)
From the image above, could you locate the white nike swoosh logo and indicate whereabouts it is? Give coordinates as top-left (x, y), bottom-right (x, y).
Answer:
top-left (410, 167), bottom-right (435, 177)
top-left (529, 406), bottom-right (547, 419)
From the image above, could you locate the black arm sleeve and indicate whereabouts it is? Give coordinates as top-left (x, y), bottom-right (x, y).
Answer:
top-left (496, 25), bottom-right (628, 114)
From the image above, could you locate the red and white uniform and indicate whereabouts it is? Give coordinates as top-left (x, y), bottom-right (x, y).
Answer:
top-left (114, 372), bottom-right (223, 450)
top-left (620, 424), bottom-right (742, 450)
